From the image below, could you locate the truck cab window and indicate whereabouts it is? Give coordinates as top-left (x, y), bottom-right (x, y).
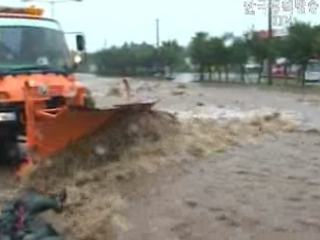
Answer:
top-left (0, 23), bottom-right (72, 71)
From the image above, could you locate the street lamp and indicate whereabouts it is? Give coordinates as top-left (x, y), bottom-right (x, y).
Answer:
top-left (21, 0), bottom-right (82, 18)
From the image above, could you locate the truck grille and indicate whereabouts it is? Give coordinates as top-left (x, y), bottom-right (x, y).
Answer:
top-left (46, 96), bottom-right (66, 109)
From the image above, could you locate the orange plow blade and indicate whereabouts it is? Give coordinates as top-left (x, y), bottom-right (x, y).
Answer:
top-left (30, 107), bottom-right (117, 158)
top-left (24, 82), bottom-right (156, 162)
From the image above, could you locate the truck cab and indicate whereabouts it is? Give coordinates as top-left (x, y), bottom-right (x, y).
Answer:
top-left (0, 6), bottom-right (87, 164)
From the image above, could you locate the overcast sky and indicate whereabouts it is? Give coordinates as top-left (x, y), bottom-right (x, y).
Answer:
top-left (2, 0), bottom-right (320, 52)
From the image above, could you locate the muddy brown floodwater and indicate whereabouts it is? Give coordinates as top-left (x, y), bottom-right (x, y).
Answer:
top-left (115, 132), bottom-right (320, 240)
top-left (75, 75), bottom-right (320, 240)
top-left (2, 75), bottom-right (320, 240)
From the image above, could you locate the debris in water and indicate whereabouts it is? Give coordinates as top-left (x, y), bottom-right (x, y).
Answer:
top-left (172, 90), bottom-right (186, 96)
top-left (136, 82), bottom-right (154, 92)
top-left (176, 83), bottom-right (187, 89)
top-left (197, 102), bottom-right (205, 107)
top-left (107, 87), bottom-right (121, 97)
top-left (18, 107), bottom-right (300, 240)
top-left (94, 145), bottom-right (107, 156)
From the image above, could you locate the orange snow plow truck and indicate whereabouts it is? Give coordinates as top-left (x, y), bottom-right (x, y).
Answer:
top-left (0, 6), bottom-right (155, 174)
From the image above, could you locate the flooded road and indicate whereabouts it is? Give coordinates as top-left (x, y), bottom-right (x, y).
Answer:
top-left (67, 75), bottom-right (320, 239)
top-left (1, 75), bottom-right (319, 240)
top-left (78, 74), bottom-right (320, 129)
top-left (116, 132), bottom-right (320, 240)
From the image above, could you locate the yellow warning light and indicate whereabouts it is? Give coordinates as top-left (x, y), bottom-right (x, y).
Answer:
top-left (0, 6), bottom-right (44, 16)
top-left (25, 6), bottom-right (44, 16)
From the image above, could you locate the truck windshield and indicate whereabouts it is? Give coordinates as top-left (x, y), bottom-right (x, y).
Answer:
top-left (0, 19), bottom-right (72, 74)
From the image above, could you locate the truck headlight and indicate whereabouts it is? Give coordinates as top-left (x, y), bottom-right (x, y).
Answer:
top-left (0, 112), bottom-right (16, 122)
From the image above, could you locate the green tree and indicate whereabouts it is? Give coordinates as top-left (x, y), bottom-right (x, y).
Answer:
top-left (229, 36), bottom-right (250, 82)
top-left (159, 40), bottom-right (184, 76)
top-left (247, 31), bottom-right (269, 84)
top-left (189, 32), bottom-right (211, 81)
top-left (220, 33), bottom-right (234, 81)
top-left (93, 42), bottom-right (156, 76)
top-left (133, 42), bottom-right (156, 75)
top-left (207, 37), bottom-right (226, 81)
top-left (285, 21), bottom-right (320, 86)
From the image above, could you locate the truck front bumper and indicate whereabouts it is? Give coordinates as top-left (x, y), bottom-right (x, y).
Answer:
top-left (0, 103), bottom-right (24, 139)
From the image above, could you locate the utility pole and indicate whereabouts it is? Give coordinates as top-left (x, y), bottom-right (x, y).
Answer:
top-left (156, 18), bottom-right (160, 48)
top-left (267, 0), bottom-right (273, 85)
top-left (155, 18), bottom-right (160, 75)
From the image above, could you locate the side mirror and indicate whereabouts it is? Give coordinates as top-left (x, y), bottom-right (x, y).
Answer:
top-left (76, 34), bottom-right (85, 51)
